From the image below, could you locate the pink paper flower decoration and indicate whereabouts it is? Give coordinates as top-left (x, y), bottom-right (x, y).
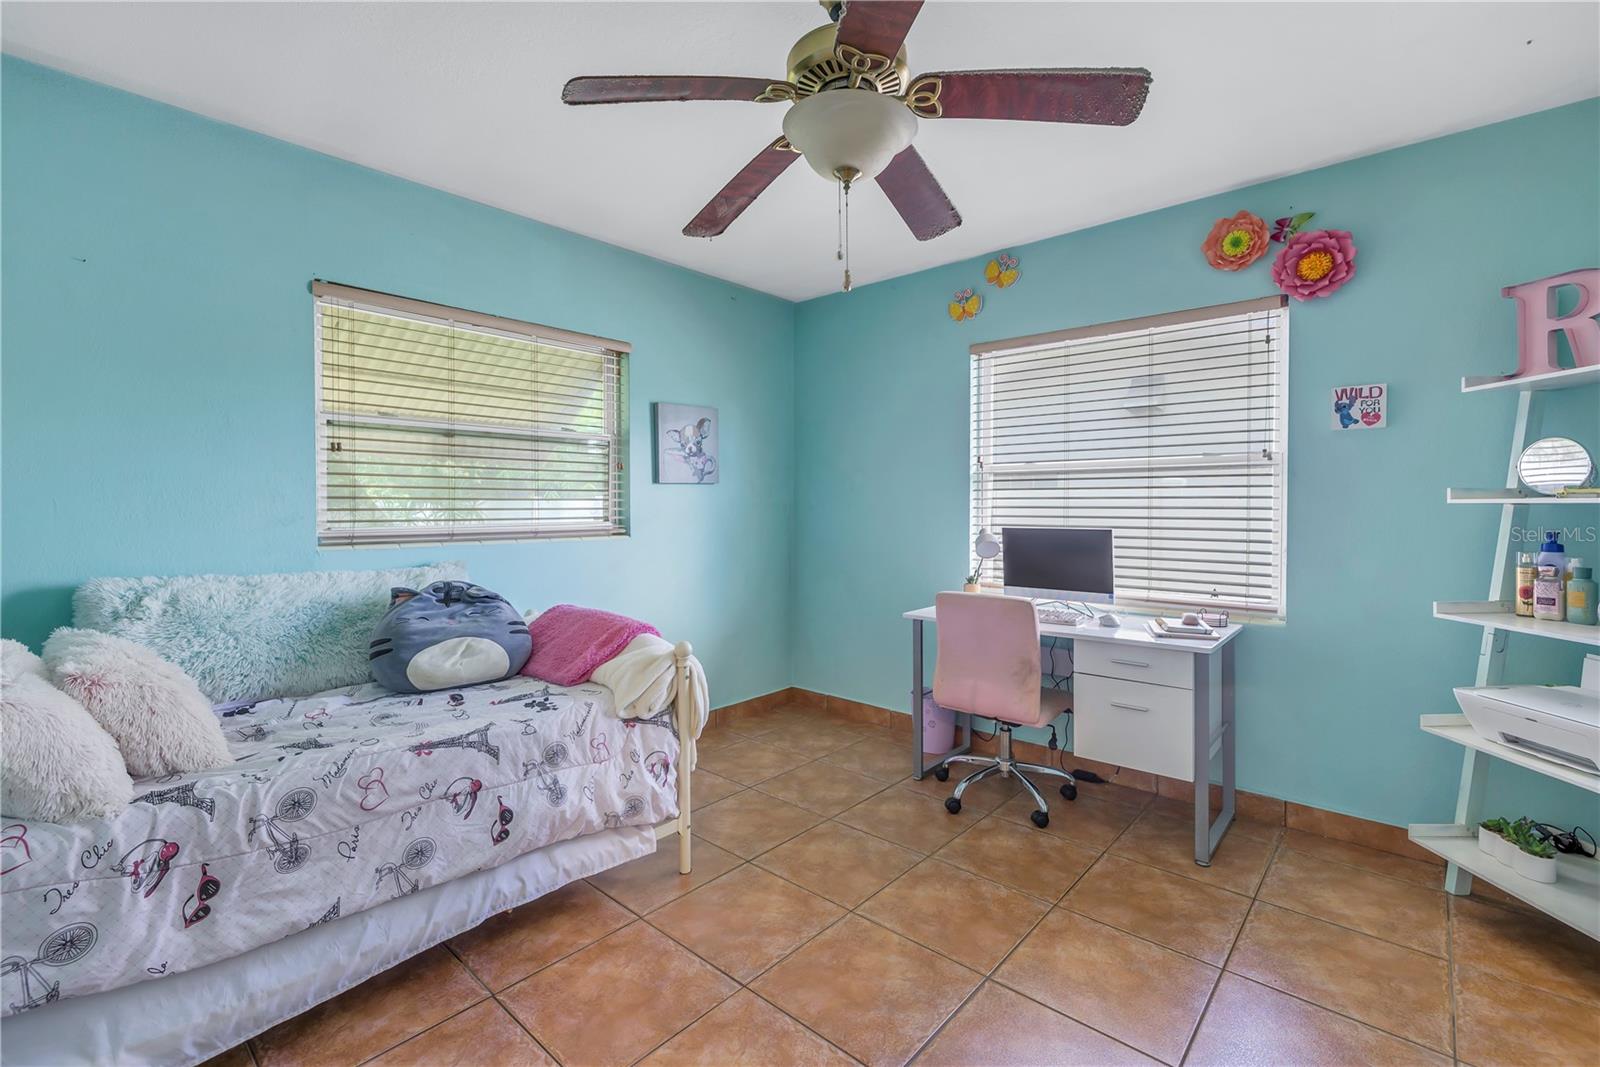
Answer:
top-left (1272, 229), bottom-right (1357, 300)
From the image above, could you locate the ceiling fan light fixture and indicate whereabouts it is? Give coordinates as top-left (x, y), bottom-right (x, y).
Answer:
top-left (781, 88), bottom-right (917, 183)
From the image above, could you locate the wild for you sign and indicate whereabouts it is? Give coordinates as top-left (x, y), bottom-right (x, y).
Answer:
top-left (1331, 383), bottom-right (1386, 430)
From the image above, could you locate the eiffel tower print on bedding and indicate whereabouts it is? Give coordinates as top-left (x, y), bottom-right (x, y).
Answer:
top-left (0, 674), bottom-right (680, 1015)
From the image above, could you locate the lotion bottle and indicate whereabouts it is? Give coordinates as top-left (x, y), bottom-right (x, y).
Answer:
top-left (1537, 532), bottom-right (1566, 579)
top-left (1533, 565), bottom-right (1566, 621)
top-left (1568, 565), bottom-right (1598, 626)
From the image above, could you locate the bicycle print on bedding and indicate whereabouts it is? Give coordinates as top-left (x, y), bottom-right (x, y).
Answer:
top-left (0, 674), bottom-right (678, 1015)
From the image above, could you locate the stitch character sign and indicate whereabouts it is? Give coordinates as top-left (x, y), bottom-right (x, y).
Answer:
top-left (1331, 383), bottom-right (1386, 430)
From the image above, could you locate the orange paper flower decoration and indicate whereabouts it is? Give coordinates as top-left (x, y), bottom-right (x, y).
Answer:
top-left (1202, 211), bottom-right (1270, 271)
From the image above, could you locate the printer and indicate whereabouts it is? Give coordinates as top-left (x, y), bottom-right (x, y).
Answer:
top-left (1454, 671), bottom-right (1600, 777)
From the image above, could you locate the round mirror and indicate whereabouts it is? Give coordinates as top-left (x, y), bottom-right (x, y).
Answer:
top-left (1517, 437), bottom-right (1595, 495)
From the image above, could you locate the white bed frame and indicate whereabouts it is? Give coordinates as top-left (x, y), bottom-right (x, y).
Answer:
top-left (653, 641), bottom-right (695, 875)
top-left (0, 646), bottom-right (699, 1067)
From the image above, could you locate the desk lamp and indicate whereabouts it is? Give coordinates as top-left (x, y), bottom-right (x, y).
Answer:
top-left (968, 528), bottom-right (1001, 588)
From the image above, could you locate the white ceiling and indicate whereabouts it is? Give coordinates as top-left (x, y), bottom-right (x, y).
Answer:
top-left (5, 2), bottom-right (1597, 301)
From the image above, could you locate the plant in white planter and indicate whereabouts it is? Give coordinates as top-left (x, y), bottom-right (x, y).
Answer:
top-left (1509, 820), bottom-right (1558, 884)
top-left (1488, 818), bottom-right (1523, 865)
top-left (1478, 817), bottom-right (1511, 858)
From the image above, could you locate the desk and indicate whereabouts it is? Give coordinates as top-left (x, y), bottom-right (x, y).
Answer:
top-left (904, 605), bottom-right (1242, 866)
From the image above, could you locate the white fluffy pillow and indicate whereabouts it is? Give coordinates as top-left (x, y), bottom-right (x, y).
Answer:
top-left (44, 628), bottom-right (232, 777)
top-left (1, 648), bottom-right (134, 821)
top-left (2, 638), bottom-right (45, 682)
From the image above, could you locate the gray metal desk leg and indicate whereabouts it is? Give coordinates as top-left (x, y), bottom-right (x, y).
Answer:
top-left (910, 615), bottom-right (970, 780)
top-left (1221, 640), bottom-right (1236, 835)
top-left (912, 618), bottom-right (925, 780)
top-left (1192, 649), bottom-right (1235, 866)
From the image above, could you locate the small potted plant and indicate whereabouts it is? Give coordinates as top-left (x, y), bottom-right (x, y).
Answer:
top-left (1487, 818), bottom-right (1522, 865)
top-left (964, 568), bottom-right (982, 593)
top-left (1509, 821), bottom-right (1558, 884)
top-left (1478, 817), bottom-right (1510, 858)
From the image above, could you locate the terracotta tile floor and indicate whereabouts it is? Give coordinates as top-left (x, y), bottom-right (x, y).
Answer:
top-left (223, 706), bottom-right (1599, 1067)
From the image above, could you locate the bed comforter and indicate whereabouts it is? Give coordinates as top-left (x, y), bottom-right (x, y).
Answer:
top-left (0, 674), bottom-right (680, 1015)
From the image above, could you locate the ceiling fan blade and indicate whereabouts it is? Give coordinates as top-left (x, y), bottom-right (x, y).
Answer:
top-left (876, 146), bottom-right (961, 241)
top-left (905, 68), bottom-right (1152, 126)
top-left (563, 75), bottom-right (781, 105)
top-left (835, 0), bottom-right (925, 59)
top-left (684, 138), bottom-right (801, 238)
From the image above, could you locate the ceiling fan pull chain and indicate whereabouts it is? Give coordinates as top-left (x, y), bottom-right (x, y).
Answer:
top-left (836, 178), bottom-right (844, 263)
top-left (842, 176), bottom-right (853, 292)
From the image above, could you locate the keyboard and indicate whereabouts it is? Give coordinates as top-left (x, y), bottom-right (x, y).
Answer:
top-left (1037, 607), bottom-right (1082, 626)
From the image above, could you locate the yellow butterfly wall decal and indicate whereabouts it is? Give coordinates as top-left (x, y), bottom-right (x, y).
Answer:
top-left (948, 288), bottom-right (983, 322)
top-left (984, 252), bottom-right (1021, 289)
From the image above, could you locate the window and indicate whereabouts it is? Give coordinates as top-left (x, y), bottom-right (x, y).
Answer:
top-left (970, 295), bottom-right (1288, 616)
top-left (314, 282), bottom-right (627, 546)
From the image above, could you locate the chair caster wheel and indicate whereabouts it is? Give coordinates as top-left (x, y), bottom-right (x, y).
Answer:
top-left (944, 797), bottom-right (962, 815)
top-left (933, 766), bottom-right (949, 782)
top-left (1059, 782), bottom-right (1077, 801)
top-left (1030, 810), bottom-right (1049, 828)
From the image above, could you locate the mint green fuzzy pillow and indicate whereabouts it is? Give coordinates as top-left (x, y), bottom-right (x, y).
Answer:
top-left (73, 562), bottom-right (467, 702)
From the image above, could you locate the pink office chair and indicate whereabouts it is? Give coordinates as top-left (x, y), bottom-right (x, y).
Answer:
top-left (931, 591), bottom-right (1075, 827)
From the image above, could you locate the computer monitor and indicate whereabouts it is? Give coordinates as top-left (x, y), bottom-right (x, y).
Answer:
top-left (1001, 527), bottom-right (1115, 604)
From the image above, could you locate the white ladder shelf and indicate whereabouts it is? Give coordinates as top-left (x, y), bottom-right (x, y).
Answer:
top-left (1414, 372), bottom-right (1600, 939)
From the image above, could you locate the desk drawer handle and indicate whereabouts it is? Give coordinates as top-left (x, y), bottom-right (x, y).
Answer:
top-left (1109, 658), bottom-right (1150, 669)
top-left (1109, 701), bottom-right (1150, 713)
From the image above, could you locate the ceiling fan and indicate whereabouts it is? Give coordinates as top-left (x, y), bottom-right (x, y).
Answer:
top-left (563, 0), bottom-right (1151, 288)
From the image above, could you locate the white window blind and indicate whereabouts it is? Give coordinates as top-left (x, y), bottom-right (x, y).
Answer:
top-left (314, 282), bottom-right (628, 546)
top-left (971, 296), bottom-right (1288, 616)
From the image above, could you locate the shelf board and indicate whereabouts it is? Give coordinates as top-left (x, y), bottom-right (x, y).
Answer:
top-left (1421, 714), bottom-right (1600, 794)
top-left (1408, 823), bottom-right (1599, 940)
top-left (1461, 365), bottom-right (1600, 393)
top-left (1433, 601), bottom-right (1600, 647)
top-left (1446, 488), bottom-right (1600, 505)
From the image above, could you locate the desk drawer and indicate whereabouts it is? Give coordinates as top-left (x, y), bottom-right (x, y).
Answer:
top-left (1076, 640), bottom-right (1193, 690)
top-left (1073, 674), bottom-right (1194, 781)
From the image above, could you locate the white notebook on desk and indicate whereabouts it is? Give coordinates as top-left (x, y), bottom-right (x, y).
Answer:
top-left (1147, 617), bottom-right (1217, 640)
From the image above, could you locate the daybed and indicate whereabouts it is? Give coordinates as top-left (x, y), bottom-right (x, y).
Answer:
top-left (0, 568), bottom-right (700, 1067)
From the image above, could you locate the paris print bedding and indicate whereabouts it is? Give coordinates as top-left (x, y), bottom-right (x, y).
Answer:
top-left (0, 674), bottom-right (680, 1015)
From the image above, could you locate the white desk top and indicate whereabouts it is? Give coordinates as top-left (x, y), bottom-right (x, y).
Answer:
top-left (903, 603), bottom-right (1243, 653)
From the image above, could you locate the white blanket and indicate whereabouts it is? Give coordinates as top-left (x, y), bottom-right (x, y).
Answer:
top-left (592, 635), bottom-right (709, 770)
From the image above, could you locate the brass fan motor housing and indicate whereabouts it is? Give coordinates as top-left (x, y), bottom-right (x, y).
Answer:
top-left (785, 23), bottom-right (909, 98)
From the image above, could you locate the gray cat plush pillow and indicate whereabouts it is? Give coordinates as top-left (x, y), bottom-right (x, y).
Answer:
top-left (370, 582), bottom-right (533, 693)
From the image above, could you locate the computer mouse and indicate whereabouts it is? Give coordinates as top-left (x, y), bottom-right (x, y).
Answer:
top-left (1097, 612), bottom-right (1121, 627)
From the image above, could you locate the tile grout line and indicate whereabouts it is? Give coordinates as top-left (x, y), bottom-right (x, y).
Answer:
top-left (1246, 892), bottom-right (1451, 961)
top-left (350, 997), bottom-right (494, 1067)
top-left (1199, 837), bottom-right (1462, 1062)
top-left (620, 982), bottom-right (739, 1067)
top-left (1445, 892), bottom-right (1460, 1062)
top-left (625, 907), bottom-right (867, 1065)
top-left (742, 986), bottom-right (868, 1066)
top-left (669, 765), bottom-right (1112, 1066)
top-left (1177, 820), bottom-right (1284, 1066)
top-left (1274, 833), bottom-right (1451, 892)
top-left (956, 802), bottom-right (1192, 1065)
top-left (492, 996), bottom-right (562, 1066)
top-left (904, 827), bottom-right (1128, 1065)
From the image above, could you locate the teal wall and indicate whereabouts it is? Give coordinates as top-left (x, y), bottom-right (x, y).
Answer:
top-left (4, 57), bottom-right (1597, 829)
top-left (791, 99), bottom-right (1600, 829)
top-left (0, 59), bottom-right (797, 708)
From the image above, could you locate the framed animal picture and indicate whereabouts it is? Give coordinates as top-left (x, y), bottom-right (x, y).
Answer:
top-left (652, 403), bottom-right (719, 484)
